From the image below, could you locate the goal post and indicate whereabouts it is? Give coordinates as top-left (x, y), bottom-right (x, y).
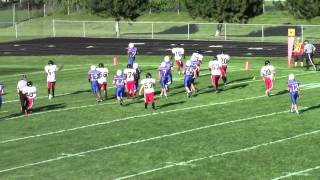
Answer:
top-left (288, 28), bottom-right (295, 68)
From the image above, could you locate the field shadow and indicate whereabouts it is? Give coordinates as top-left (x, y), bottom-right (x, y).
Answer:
top-left (0, 112), bottom-right (24, 121)
top-left (121, 24), bottom-right (199, 36)
top-left (168, 84), bottom-right (185, 91)
top-left (0, 103), bottom-right (66, 121)
top-left (157, 24), bottom-right (199, 34)
top-left (122, 99), bottom-right (144, 106)
top-left (158, 100), bottom-right (186, 109)
top-left (300, 104), bottom-right (320, 114)
top-left (142, 67), bottom-right (158, 71)
top-left (31, 103), bottom-right (66, 113)
top-left (248, 25), bottom-right (302, 37)
top-left (228, 77), bottom-right (253, 84)
top-left (69, 89), bottom-right (92, 95)
top-left (272, 90), bottom-right (288, 96)
top-left (225, 83), bottom-right (248, 91)
top-left (169, 89), bottom-right (187, 96)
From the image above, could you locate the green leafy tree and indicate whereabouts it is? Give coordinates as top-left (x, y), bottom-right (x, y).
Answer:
top-left (275, 0), bottom-right (320, 20)
top-left (184, 0), bottom-right (262, 35)
top-left (85, 0), bottom-right (148, 37)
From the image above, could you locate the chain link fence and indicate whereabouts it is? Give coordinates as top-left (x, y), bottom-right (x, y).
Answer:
top-left (1, 19), bottom-right (320, 43)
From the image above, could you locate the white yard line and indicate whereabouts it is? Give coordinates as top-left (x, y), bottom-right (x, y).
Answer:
top-left (0, 108), bottom-right (293, 173)
top-left (116, 128), bottom-right (320, 180)
top-left (270, 166), bottom-right (320, 180)
top-left (0, 95), bottom-right (265, 143)
top-left (0, 109), bottom-right (318, 175)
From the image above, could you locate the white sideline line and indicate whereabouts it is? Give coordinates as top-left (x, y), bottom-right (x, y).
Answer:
top-left (0, 110), bottom-right (317, 175)
top-left (0, 95), bottom-right (265, 143)
top-left (116, 128), bottom-right (320, 180)
top-left (270, 166), bottom-right (320, 180)
top-left (0, 108), bottom-right (291, 173)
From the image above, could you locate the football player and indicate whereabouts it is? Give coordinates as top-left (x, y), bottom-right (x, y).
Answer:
top-left (113, 70), bottom-right (126, 105)
top-left (288, 73), bottom-right (300, 114)
top-left (184, 60), bottom-right (196, 98)
top-left (159, 62), bottom-right (169, 97)
top-left (208, 58), bottom-right (222, 94)
top-left (88, 65), bottom-right (102, 102)
top-left (22, 81), bottom-right (37, 116)
top-left (96, 63), bottom-right (109, 100)
top-left (44, 60), bottom-right (63, 99)
top-left (191, 50), bottom-right (204, 68)
top-left (216, 50), bottom-right (230, 85)
top-left (260, 60), bottom-right (275, 97)
top-left (123, 64), bottom-right (136, 98)
top-left (171, 44), bottom-right (185, 75)
top-left (128, 43), bottom-right (137, 65)
top-left (139, 73), bottom-right (156, 109)
top-left (133, 63), bottom-right (141, 93)
top-left (163, 56), bottom-right (174, 86)
top-left (17, 75), bottom-right (28, 112)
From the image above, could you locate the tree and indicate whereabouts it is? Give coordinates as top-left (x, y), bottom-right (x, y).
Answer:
top-left (85, 0), bottom-right (148, 37)
top-left (275, 0), bottom-right (320, 20)
top-left (184, 0), bottom-right (263, 35)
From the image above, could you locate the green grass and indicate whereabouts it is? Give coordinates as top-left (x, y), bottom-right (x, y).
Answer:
top-left (2, 11), bottom-right (320, 43)
top-left (0, 55), bottom-right (320, 179)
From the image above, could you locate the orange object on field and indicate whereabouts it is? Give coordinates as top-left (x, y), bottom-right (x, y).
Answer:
top-left (113, 56), bottom-right (119, 65)
top-left (245, 61), bottom-right (251, 71)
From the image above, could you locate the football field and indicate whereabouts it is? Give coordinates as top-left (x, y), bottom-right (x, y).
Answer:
top-left (0, 55), bottom-right (320, 179)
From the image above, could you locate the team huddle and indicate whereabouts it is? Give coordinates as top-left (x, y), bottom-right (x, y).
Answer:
top-left (0, 43), bottom-right (302, 115)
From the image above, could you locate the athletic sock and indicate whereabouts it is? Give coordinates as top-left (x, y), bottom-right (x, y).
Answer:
top-left (145, 103), bottom-right (148, 109)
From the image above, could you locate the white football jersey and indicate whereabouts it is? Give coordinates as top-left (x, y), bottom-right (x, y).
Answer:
top-left (260, 65), bottom-right (275, 78)
top-left (171, 47), bottom-right (185, 60)
top-left (96, 67), bottom-right (109, 83)
top-left (208, 60), bottom-right (222, 75)
top-left (141, 78), bottom-right (156, 94)
top-left (191, 52), bottom-right (204, 62)
top-left (123, 68), bottom-right (136, 81)
top-left (217, 53), bottom-right (230, 65)
top-left (23, 86), bottom-right (37, 99)
top-left (45, 65), bottom-right (58, 82)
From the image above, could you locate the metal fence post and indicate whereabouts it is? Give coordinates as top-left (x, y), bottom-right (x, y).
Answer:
top-left (27, 1), bottom-right (30, 20)
top-left (12, 3), bottom-right (16, 25)
top-left (224, 23), bottom-right (227, 40)
top-left (43, 4), bottom-right (46, 17)
top-left (187, 23), bottom-right (190, 40)
top-left (301, 25), bottom-right (304, 41)
top-left (82, 21), bottom-right (86, 37)
top-left (67, 0), bottom-right (70, 15)
top-left (261, 25), bottom-right (264, 42)
top-left (115, 21), bottom-right (120, 38)
top-left (15, 23), bottom-right (18, 39)
top-left (52, 19), bottom-right (56, 37)
top-left (151, 23), bottom-right (154, 39)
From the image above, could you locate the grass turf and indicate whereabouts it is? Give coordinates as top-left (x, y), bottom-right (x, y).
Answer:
top-left (2, 11), bottom-right (320, 43)
top-left (0, 55), bottom-right (320, 179)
